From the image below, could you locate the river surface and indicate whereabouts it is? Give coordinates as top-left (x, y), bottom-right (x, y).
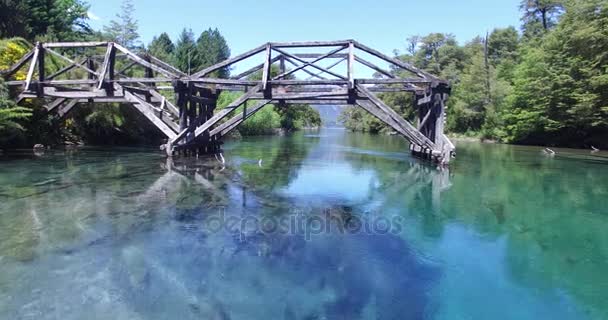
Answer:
top-left (0, 129), bottom-right (607, 320)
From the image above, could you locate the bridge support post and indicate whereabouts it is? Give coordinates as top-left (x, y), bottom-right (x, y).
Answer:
top-left (411, 82), bottom-right (453, 164)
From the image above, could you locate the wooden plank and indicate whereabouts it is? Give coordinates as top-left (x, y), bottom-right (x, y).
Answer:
top-left (357, 85), bottom-right (435, 148)
top-left (148, 55), bottom-right (186, 77)
top-left (24, 46), bottom-right (39, 91)
top-left (272, 46), bottom-right (347, 80)
top-left (191, 44), bottom-right (266, 78)
top-left (231, 55), bottom-right (281, 79)
top-left (43, 42), bottom-right (108, 48)
top-left (46, 58), bottom-right (87, 80)
top-left (356, 100), bottom-right (409, 137)
top-left (353, 41), bottom-right (439, 80)
top-left (117, 60), bottom-right (138, 75)
top-left (261, 44), bottom-right (271, 90)
top-left (348, 41), bottom-right (355, 89)
top-left (292, 53), bottom-right (348, 59)
top-left (45, 98), bottom-right (67, 112)
top-left (114, 43), bottom-right (179, 79)
top-left (249, 90), bottom-right (349, 100)
top-left (119, 84), bottom-right (178, 139)
top-left (269, 40), bottom-right (351, 48)
top-left (210, 100), bottom-right (271, 137)
top-left (283, 56), bottom-right (327, 80)
top-left (45, 48), bottom-right (99, 76)
top-left (0, 49), bottom-right (34, 77)
top-left (42, 87), bottom-right (108, 98)
top-left (354, 56), bottom-right (394, 78)
top-left (97, 43), bottom-right (114, 89)
top-left (356, 78), bottom-right (431, 84)
top-left (56, 99), bottom-right (78, 118)
top-left (175, 85), bottom-right (261, 144)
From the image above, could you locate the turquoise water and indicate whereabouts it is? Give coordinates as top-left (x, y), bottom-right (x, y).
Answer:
top-left (0, 129), bottom-right (607, 319)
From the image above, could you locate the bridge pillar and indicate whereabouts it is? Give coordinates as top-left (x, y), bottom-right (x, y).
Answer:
top-left (411, 82), bottom-right (453, 164)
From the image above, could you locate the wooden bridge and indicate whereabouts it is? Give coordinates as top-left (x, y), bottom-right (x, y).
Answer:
top-left (1, 40), bottom-right (455, 164)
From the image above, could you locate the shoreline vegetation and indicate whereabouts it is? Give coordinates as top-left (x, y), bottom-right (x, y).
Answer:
top-left (1, 0), bottom-right (607, 151)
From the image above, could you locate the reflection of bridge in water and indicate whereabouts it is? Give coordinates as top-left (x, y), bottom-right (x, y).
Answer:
top-left (2, 40), bottom-right (454, 164)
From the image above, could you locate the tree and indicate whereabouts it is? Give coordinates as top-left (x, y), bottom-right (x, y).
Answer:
top-left (148, 32), bottom-right (175, 63)
top-left (174, 28), bottom-right (201, 74)
top-left (104, 0), bottom-right (140, 50)
top-left (520, 0), bottom-right (564, 37)
top-left (196, 28), bottom-right (231, 78)
top-left (0, 0), bottom-right (91, 41)
top-left (504, 0), bottom-right (608, 147)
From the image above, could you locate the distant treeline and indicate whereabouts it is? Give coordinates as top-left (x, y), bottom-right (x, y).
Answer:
top-left (342, 0), bottom-right (608, 148)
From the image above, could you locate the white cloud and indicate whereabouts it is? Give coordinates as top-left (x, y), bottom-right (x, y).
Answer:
top-left (87, 11), bottom-right (101, 21)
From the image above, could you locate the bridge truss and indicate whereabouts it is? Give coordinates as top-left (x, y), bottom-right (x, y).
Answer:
top-left (1, 40), bottom-right (454, 164)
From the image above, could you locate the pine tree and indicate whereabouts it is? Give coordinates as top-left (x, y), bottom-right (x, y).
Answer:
top-left (174, 29), bottom-right (200, 74)
top-left (196, 28), bottom-right (231, 78)
top-left (104, 0), bottom-right (141, 50)
top-left (148, 32), bottom-right (175, 63)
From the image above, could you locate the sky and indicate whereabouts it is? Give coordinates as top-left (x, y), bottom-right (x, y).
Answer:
top-left (86, 0), bottom-right (522, 74)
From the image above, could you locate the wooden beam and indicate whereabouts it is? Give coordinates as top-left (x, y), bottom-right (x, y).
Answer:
top-left (119, 84), bottom-right (178, 139)
top-left (353, 41), bottom-right (439, 81)
top-left (269, 40), bottom-right (351, 48)
top-left (354, 56), bottom-right (394, 78)
top-left (97, 43), bottom-right (115, 89)
top-left (356, 100), bottom-right (409, 137)
top-left (231, 55), bottom-right (281, 79)
top-left (148, 55), bottom-right (186, 77)
top-left (356, 84), bottom-right (435, 149)
top-left (46, 58), bottom-right (87, 80)
top-left (355, 78), bottom-right (431, 84)
top-left (114, 43), bottom-right (178, 78)
top-left (56, 99), bottom-right (78, 118)
top-left (176, 85), bottom-right (261, 144)
top-left (262, 44), bottom-right (271, 91)
top-left (43, 42), bottom-right (108, 48)
top-left (292, 53), bottom-right (348, 59)
top-left (0, 49), bottom-right (34, 77)
top-left (283, 56), bottom-right (327, 80)
top-left (24, 45), bottom-right (40, 91)
top-left (348, 41), bottom-right (355, 89)
top-left (45, 48), bottom-right (99, 76)
top-left (210, 100), bottom-right (271, 137)
top-left (191, 44), bottom-right (266, 78)
top-left (45, 98), bottom-right (67, 112)
top-left (272, 46), bottom-right (347, 80)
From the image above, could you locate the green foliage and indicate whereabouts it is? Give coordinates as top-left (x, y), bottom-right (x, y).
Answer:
top-left (0, 0), bottom-right (91, 41)
top-left (103, 0), bottom-right (140, 50)
top-left (503, 0), bottom-right (608, 146)
top-left (196, 28), bottom-right (231, 78)
top-left (0, 79), bottom-right (31, 132)
top-left (276, 104), bottom-right (322, 131)
top-left (147, 32), bottom-right (174, 63)
top-left (520, 0), bottom-right (564, 38)
top-left (174, 28), bottom-right (201, 74)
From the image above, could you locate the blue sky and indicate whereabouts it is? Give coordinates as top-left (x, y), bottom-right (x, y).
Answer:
top-left (87, 0), bottom-right (522, 74)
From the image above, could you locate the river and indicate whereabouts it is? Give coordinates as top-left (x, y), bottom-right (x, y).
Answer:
top-left (0, 128), bottom-right (607, 320)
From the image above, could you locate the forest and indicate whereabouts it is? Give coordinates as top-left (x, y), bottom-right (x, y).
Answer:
top-left (1, 0), bottom-right (607, 149)
top-left (342, 0), bottom-right (608, 148)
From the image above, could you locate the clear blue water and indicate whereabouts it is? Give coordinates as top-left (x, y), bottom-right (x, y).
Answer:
top-left (0, 128), bottom-right (607, 319)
